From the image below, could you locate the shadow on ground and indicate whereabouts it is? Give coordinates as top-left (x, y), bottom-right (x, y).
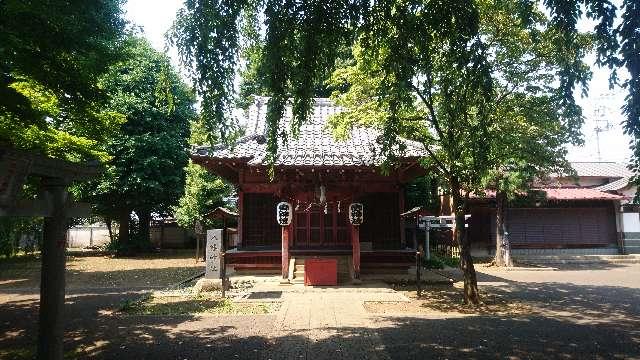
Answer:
top-left (1, 269), bottom-right (640, 359)
top-left (0, 251), bottom-right (202, 290)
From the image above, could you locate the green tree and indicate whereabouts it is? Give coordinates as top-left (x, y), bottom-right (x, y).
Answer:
top-left (169, 0), bottom-right (636, 303)
top-left (326, 0), bottom-right (589, 303)
top-left (174, 163), bottom-right (233, 229)
top-left (168, 0), bottom-right (637, 164)
top-left (80, 37), bottom-right (195, 252)
top-left (174, 117), bottom-right (234, 230)
top-left (0, 0), bottom-right (127, 161)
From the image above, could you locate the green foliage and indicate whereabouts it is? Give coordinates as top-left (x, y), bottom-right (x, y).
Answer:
top-left (423, 256), bottom-right (445, 270)
top-left (328, 0), bottom-right (589, 197)
top-left (169, 0), bottom-right (355, 149)
top-left (168, 0), bottom-right (637, 176)
top-left (174, 162), bottom-right (234, 229)
top-left (405, 176), bottom-right (440, 214)
top-left (0, 0), bottom-right (127, 161)
top-left (0, 217), bottom-right (42, 257)
top-left (77, 36), bottom-right (195, 231)
top-left (423, 254), bottom-right (459, 269)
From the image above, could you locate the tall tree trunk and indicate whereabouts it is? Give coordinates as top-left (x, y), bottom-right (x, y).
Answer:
top-left (138, 210), bottom-right (151, 249)
top-left (117, 208), bottom-right (130, 246)
top-left (495, 191), bottom-right (513, 267)
top-left (451, 181), bottom-right (480, 305)
top-left (105, 218), bottom-right (114, 243)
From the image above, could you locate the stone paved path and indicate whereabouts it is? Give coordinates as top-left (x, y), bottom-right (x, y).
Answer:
top-left (266, 283), bottom-right (408, 329)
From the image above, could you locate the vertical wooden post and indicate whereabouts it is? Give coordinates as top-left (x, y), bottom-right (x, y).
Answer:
top-left (399, 189), bottom-right (406, 248)
top-left (38, 178), bottom-right (68, 360)
top-left (281, 225), bottom-right (290, 280)
top-left (237, 191), bottom-right (243, 248)
top-left (416, 247), bottom-right (422, 297)
top-left (195, 232), bottom-right (200, 263)
top-left (351, 225), bottom-right (360, 279)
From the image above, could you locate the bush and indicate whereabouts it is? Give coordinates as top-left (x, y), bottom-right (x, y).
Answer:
top-left (0, 217), bottom-right (42, 257)
top-left (423, 256), bottom-right (445, 269)
top-left (423, 254), bottom-right (460, 269)
top-left (101, 230), bottom-right (154, 256)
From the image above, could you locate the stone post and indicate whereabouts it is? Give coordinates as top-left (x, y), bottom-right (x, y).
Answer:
top-left (38, 178), bottom-right (68, 360)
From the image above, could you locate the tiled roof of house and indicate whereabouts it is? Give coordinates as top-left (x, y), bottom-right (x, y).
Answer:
top-left (568, 162), bottom-right (633, 178)
top-left (594, 177), bottom-right (631, 192)
top-left (477, 187), bottom-right (626, 201)
top-left (192, 97), bottom-right (426, 167)
top-left (541, 187), bottom-right (626, 200)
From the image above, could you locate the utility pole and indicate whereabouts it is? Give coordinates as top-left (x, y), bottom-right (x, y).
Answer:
top-left (592, 93), bottom-right (615, 161)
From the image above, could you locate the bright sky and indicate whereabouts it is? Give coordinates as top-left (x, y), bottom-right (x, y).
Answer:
top-left (124, 0), bottom-right (633, 164)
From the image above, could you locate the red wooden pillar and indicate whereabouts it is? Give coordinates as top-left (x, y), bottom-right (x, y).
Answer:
top-left (237, 191), bottom-right (243, 248)
top-left (281, 225), bottom-right (290, 279)
top-left (351, 225), bottom-right (360, 279)
top-left (399, 189), bottom-right (406, 248)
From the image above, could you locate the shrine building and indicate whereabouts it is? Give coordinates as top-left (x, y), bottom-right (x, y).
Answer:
top-left (191, 97), bottom-right (427, 283)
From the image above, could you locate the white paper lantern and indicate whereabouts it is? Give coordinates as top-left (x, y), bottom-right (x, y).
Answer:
top-left (349, 203), bottom-right (364, 225)
top-left (276, 202), bottom-right (292, 226)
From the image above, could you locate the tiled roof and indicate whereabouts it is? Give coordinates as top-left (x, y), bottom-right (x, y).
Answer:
top-left (477, 188), bottom-right (626, 201)
top-left (594, 177), bottom-right (631, 191)
top-left (568, 162), bottom-right (633, 178)
top-left (540, 187), bottom-right (626, 200)
top-left (192, 97), bottom-right (426, 167)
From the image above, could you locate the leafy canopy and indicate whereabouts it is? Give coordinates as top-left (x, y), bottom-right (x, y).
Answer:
top-left (78, 37), bottom-right (196, 219)
top-left (169, 0), bottom-right (638, 174)
top-left (0, 0), bottom-right (127, 161)
top-left (331, 0), bottom-right (588, 193)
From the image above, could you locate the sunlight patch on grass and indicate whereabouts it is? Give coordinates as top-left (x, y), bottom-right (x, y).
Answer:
top-left (119, 292), bottom-right (278, 316)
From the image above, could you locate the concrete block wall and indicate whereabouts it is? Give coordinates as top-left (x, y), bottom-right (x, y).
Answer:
top-left (471, 246), bottom-right (620, 257)
top-left (623, 233), bottom-right (640, 254)
top-left (621, 212), bottom-right (640, 254)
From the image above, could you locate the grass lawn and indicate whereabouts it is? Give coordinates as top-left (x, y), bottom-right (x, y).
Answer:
top-left (0, 250), bottom-right (203, 290)
top-left (119, 290), bottom-right (279, 316)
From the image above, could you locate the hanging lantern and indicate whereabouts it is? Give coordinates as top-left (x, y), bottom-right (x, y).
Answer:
top-left (349, 203), bottom-right (364, 225)
top-left (276, 202), bottom-right (292, 226)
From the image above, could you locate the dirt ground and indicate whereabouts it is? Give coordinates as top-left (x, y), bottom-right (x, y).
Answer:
top-left (1, 256), bottom-right (640, 359)
top-left (0, 250), bottom-right (202, 290)
top-left (364, 283), bottom-right (533, 316)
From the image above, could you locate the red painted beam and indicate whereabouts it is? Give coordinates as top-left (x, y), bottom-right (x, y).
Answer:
top-left (351, 225), bottom-right (360, 279)
top-left (281, 225), bottom-right (290, 279)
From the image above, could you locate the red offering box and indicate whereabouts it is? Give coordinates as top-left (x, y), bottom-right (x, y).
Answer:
top-left (304, 258), bottom-right (338, 286)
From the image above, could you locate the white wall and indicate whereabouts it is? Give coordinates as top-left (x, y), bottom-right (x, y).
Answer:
top-left (621, 212), bottom-right (640, 232)
top-left (67, 226), bottom-right (111, 248)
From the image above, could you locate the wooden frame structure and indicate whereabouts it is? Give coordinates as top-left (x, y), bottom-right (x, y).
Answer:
top-left (1, 147), bottom-right (99, 360)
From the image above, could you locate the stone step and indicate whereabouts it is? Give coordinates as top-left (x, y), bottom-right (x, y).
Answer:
top-left (295, 264), bottom-right (305, 271)
top-left (625, 246), bottom-right (640, 254)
